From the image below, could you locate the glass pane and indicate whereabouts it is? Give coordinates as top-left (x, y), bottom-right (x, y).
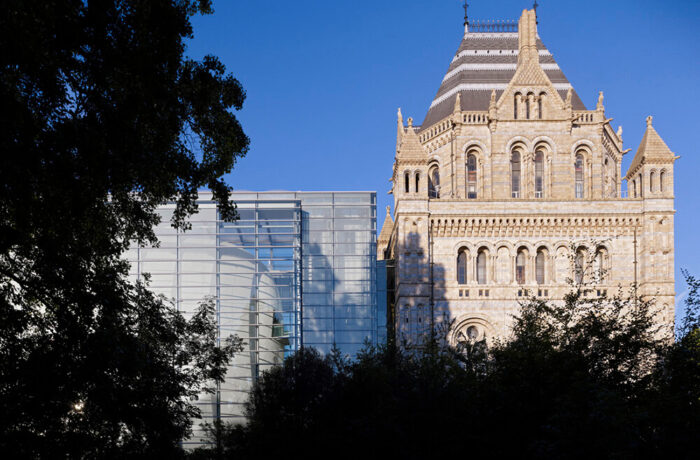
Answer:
top-left (457, 252), bottom-right (467, 284)
top-left (536, 253), bottom-right (545, 284)
top-left (333, 194), bottom-right (372, 204)
top-left (477, 253), bottom-right (486, 284)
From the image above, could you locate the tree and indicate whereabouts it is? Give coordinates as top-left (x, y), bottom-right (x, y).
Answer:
top-left (644, 270), bottom-right (700, 457)
top-left (196, 274), bottom-right (697, 459)
top-left (0, 0), bottom-right (248, 456)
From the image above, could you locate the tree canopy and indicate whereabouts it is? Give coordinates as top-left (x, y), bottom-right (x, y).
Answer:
top-left (1, 0), bottom-right (248, 457)
top-left (194, 277), bottom-right (699, 460)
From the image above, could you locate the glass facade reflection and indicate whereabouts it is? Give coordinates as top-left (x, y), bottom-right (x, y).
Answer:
top-left (298, 192), bottom-right (377, 356)
top-left (125, 191), bottom-right (378, 443)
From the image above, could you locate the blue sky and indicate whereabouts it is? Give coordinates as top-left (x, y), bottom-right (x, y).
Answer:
top-left (187, 0), bottom-right (700, 323)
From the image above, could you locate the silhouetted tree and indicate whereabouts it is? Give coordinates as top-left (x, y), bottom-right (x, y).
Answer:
top-left (643, 270), bottom-right (700, 457)
top-left (0, 0), bottom-right (248, 456)
top-left (195, 279), bottom-right (698, 459)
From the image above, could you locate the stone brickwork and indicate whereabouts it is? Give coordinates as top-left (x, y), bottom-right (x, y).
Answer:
top-left (378, 9), bottom-right (677, 346)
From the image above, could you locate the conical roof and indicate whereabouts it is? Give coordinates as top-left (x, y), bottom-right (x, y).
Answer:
top-left (421, 24), bottom-right (586, 129)
top-left (397, 120), bottom-right (425, 158)
top-left (626, 116), bottom-right (675, 178)
top-left (378, 206), bottom-right (394, 245)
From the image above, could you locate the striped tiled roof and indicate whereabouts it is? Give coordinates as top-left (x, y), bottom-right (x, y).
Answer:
top-left (421, 29), bottom-right (586, 129)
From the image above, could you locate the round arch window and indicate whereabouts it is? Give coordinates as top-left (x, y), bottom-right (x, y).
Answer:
top-left (455, 324), bottom-right (484, 344)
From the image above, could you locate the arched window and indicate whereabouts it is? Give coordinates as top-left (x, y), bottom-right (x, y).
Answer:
top-left (536, 250), bottom-right (545, 285)
top-left (538, 92), bottom-right (545, 119)
top-left (660, 170), bottom-right (665, 192)
top-left (638, 173), bottom-right (643, 198)
top-left (511, 151), bottom-right (521, 198)
top-left (650, 170), bottom-right (656, 193)
top-left (404, 171), bottom-right (410, 193)
top-left (457, 248), bottom-right (468, 285)
top-left (526, 93), bottom-right (533, 119)
top-left (575, 153), bottom-right (584, 198)
top-left (415, 172), bottom-right (420, 193)
top-left (514, 93), bottom-right (521, 119)
top-left (428, 166), bottom-right (440, 199)
top-left (574, 250), bottom-right (585, 285)
top-left (603, 158), bottom-right (609, 197)
top-left (595, 247), bottom-right (608, 282)
top-left (632, 179), bottom-right (637, 198)
top-left (467, 153), bottom-right (477, 199)
top-left (516, 250), bottom-right (526, 285)
top-left (534, 150), bottom-right (544, 198)
top-left (477, 249), bottom-right (487, 285)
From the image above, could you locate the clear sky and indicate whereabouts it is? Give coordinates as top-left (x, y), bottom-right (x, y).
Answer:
top-left (186, 0), bottom-right (700, 324)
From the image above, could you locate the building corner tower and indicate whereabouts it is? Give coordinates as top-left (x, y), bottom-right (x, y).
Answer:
top-left (379, 8), bottom-right (677, 346)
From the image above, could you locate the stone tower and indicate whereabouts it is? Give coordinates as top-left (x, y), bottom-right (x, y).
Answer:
top-left (378, 9), bottom-right (677, 346)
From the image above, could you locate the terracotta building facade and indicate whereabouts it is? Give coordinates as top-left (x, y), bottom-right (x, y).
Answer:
top-left (378, 9), bottom-right (677, 346)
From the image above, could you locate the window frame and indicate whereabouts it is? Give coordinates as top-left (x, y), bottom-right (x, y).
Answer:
top-left (511, 150), bottom-right (522, 198)
top-left (467, 153), bottom-right (478, 199)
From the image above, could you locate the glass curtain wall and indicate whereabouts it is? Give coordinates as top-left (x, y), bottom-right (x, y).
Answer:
top-left (126, 191), bottom-right (378, 443)
top-left (127, 197), bottom-right (302, 445)
top-left (297, 192), bottom-right (378, 356)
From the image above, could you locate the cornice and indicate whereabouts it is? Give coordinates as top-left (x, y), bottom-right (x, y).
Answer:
top-left (428, 215), bottom-right (642, 238)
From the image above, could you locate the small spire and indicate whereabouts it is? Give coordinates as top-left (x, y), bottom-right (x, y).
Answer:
top-left (453, 92), bottom-right (461, 114)
top-left (646, 115), bottom-right (653, 127)
top-left (407, 117), bottom-right (413, 128)
top-left (533, 1), bottom-right (539, 25)
top-left (386, 205), bottom-right (391, 216)
top-left (463, 0), bottom-right (469, 26)
top-left (396, 108), bottom-right (404, 152)
top-left (489, 89), bottom-right (496, 112)
top-left (596, 91), bottom-right (604, 111)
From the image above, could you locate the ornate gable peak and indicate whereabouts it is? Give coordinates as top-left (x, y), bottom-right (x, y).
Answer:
top-left (495, 9), bottom-right (565, 113)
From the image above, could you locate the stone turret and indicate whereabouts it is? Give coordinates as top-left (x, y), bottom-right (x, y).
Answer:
top-left (625, 116), bottom-right (678, 198)
top-left (393, 115), bottom-right (428, 207)
top-left (625, 116), bottom-right (678, 324)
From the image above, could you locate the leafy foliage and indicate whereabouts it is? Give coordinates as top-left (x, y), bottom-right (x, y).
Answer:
top-left (0, 0), bottom-right (248, 457)
top-left (195, 276), bottom-right (699, 460)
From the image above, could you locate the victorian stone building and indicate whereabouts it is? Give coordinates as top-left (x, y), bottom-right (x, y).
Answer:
top-left (378, 9), bottom-right (677, 345)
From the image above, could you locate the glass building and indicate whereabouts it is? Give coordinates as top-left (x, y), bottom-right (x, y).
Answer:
top-left (125, 191), bottom-right (378, 442)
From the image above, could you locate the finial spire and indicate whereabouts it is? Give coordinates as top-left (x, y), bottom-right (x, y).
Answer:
top-left (533, 0), bottom-right (539, 25)
top-left (646, 115), bottom-right (653, 127)
top-left (463, 1), bottom-right (469, 26)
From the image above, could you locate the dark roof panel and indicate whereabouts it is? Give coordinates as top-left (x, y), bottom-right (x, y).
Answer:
top-left (421, 31), bottom-right (586, 129)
